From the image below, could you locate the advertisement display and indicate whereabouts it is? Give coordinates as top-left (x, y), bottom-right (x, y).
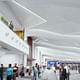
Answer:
top-left (47, 61), bottom-right (59, 67)
top-left (14, 30), bottom-right (24, 40)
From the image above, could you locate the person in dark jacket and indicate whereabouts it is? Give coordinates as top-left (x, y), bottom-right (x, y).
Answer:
top-left (64, 65), bottom-right (70, 80)
top-left (8, 21), bottom-right (14, 31)
top-left (59, 64), bottom-right (67, 80)
top-left (20, 66), bottom-right (24, 77)
top-left (78, 64), bottom-right (80, 74)
top-left (0, 64), bottom-right (4, 80)
top-left (13, 64), bottom-right (18, 80)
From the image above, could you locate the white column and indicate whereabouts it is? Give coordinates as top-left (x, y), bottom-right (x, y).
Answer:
top-left (23, 28), bottom-right (29, 67)
top-left (34, 47), bottom-right (38, 64)
top-left (39, 51), bottom-right (42, 65)
top-left (32, 41), bottom-right (35, 66)
top-left (32, 41), bottom-right (35, 58)
top-left (24, 28), bottom-right (27, 41)
top-left (24, 54), bottom-right (27, 67)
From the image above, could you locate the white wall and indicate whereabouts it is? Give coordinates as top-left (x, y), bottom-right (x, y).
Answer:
top-left (34, 47), bottom-right (42, 65)
top-left (34, 47), bottom-right (80, 65)
top-left (0, 52), bottom-right (23, 67)
top-left (0, 20), bottom-right (28, 54)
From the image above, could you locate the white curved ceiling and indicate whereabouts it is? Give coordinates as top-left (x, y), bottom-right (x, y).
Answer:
top-left (15, 0), bottom-right (80, 60)
top-left (16, 0), bottom-right (80, 34)
top-left (0, 0), bottom-right (46, 30)
top-left (1, 0), bottom-right (80, 60)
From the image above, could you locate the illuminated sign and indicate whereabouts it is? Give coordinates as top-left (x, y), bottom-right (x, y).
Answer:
top-left (48, 61), bottom-right (58, 67)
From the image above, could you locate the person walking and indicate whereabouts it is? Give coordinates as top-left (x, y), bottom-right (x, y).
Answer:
top-left (41, 65), bottom-right (58, 80)
top-left (33, 63), bottom-right (38, 80)
top-left (78, 64), bottom-right (80, 74)
top-left (0, 64), bottom-right (4, 80)
top-left (51, 64), bottom-right (56, 73)
top-left (6, 64), bottom-right (13, 80)
top-left (13, 64), bottom-right (18, 80)
top-left (20, 66), bottom-right (24, 78)
top-left (59, 64), bottom-right (67, 80)
top-left (64, 65), bottom-right (70, 80)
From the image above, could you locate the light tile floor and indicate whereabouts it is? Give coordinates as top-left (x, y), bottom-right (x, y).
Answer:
top-left (3, 70), bottom-right (80, 80)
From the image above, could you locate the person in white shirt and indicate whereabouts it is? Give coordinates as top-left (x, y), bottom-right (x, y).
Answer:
top-left (51, 64), bottom-right (56, 73)
top-left (41, 65), bottom-right (58, 80)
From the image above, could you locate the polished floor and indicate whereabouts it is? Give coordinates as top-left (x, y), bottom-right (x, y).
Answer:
top-left (70, 70), bottom-right (80, 80)
top-left (3, 70), bottom-right (80, 80)
top-left (57, 70), bottom-right (80, 80)
top-left (17, 70), bottom-right (80, 80)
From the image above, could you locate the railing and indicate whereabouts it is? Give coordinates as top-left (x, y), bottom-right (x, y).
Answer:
top-left (0, 20), bottom-right (29, 54)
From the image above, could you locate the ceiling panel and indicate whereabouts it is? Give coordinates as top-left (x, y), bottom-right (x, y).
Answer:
top-left (1, 0), bottom-right (80, 59)
top-left (16, 0), bottom-right (80, 34)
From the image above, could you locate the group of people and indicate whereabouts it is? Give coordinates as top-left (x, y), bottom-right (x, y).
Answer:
top-left (0, 63), bottom-right (70, 80)
top-left (33, 63), bottom-right (41, 80)
top-left (32, 63), bottom-right (57, 80)
top-left (32, 64), bottom-right (70, 80)
top-left (0, 64), bottom-right (24, 80)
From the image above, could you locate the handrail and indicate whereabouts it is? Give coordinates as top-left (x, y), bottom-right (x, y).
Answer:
top-left (0, 20), bottom-right (29, 54)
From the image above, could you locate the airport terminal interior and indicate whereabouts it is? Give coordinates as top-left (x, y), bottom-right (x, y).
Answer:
top-left (0, 0), bottom-right (80, 80)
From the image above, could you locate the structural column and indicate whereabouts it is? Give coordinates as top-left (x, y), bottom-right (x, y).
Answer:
top-left (27, 37), bottom-right (33, 66)
top-left (24, 55), bottom-right (27, 67)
